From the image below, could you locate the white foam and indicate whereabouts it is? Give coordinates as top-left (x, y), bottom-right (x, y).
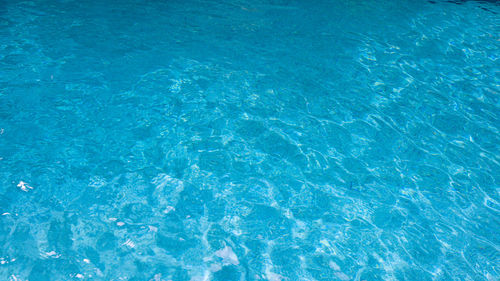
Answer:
top-left (329, 261), bottom-right (340, 271)
top-left (209, 263), bottom-right (222, 272)
top-left (265, 267), bottom-right (284, 281)
top-left (215, 246), bottom-right (239, 265)
top-left (153, 174), bottom-right (184, 191)
top-left (122, 239), bottom-right (135, 248)
top-left (163, 206), bottom-right (175, 214)
top-left (41, 251), bottom-right (61, 259)
top-left (153, 174), bottom-right (184, 210)
top-left (17, 181), bottom-right (33, 192)
top-left (334, 272), bottom-right (350, 281)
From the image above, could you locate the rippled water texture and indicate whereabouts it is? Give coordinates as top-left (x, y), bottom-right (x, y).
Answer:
top-left (1, 0), bottom-right (499, 280)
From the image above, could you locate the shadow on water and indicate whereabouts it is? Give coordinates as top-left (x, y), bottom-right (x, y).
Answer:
top-left (429, 0), bottom-right (499, 13)
top-left (447, 0), bottom-right (499, 2)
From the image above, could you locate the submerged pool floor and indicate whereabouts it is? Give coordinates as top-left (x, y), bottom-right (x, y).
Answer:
top-left (0, 0), bottom-right (499, 280)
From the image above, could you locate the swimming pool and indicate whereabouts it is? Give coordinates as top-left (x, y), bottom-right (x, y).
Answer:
top-left (0, 0), bottom-right (499, 280)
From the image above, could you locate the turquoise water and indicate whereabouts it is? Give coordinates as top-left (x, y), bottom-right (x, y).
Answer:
top-left (1, 0), bottom-right (499, 280)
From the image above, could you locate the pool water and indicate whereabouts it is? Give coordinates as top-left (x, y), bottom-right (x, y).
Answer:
top-left (1, 0), bottom-right (499, 280)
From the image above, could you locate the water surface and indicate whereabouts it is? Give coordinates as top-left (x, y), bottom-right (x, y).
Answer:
top-left (0, 0), bottom-right (499, 280)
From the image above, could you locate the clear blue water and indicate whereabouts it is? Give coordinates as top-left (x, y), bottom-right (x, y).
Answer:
top-left (0, 0), bottom-right (499, 280)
